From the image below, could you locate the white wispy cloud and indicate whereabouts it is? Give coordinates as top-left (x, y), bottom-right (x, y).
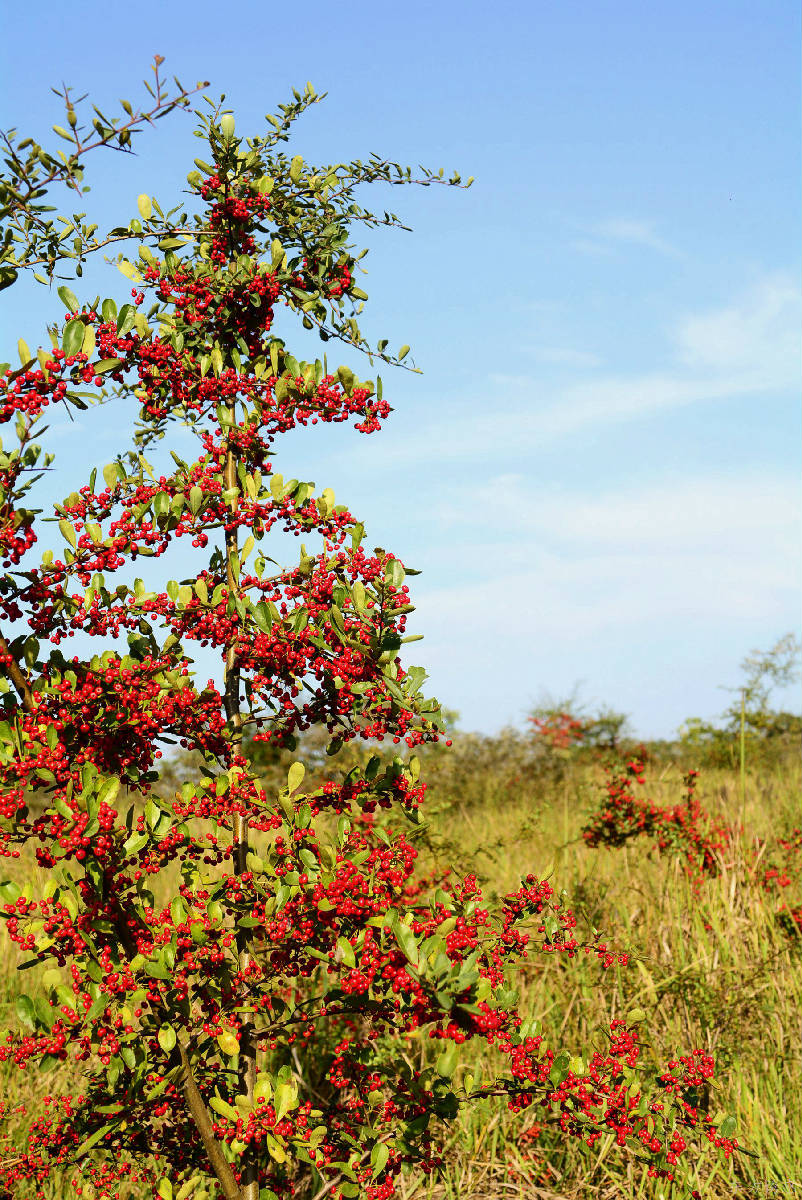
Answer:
top-left (569, 237), bottom-right (616, 258)
top-left (674, 273), bottom-right (800, 374)
top-left (597, 218), bottom-right (682, 257)
top-left (407, 470), bottom-right (800, 731)
top-left (526, 345), bottom-right (602, 368)
top-left (346, 271), bottom-right (800, 464)
top-left (571, 217), bottom-right (682, 258)
top-left (438, 471), bottom-right (800, 555)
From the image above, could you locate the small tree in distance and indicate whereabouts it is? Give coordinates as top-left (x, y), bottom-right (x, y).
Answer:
top-left (529, 693), bottom-right (630, 754)
top-left (679, 634), bottom-right (802, 769)
top-left (0, 77), bottom-right (739, 1199)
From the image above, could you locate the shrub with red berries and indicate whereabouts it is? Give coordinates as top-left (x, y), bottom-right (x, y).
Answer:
top-left (0, 86), bottom-right (741, 1200)
top-left (582, 761), bottom-right (732, 884)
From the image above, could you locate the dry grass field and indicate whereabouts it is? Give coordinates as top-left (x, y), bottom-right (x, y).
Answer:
top-left (1, 732), bottom-right (800, 1200)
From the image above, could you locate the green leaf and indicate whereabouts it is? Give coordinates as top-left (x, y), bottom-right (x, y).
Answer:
top-left (16, 994), bottom-right (36, 1029)
top-left (59, 520), bottom-right (76, 548)
top-left (217, 1030), bottom-right (239, 1057)
top-left (124, 831), bottom-right (148, 856)
top-left (550, 1050), bottom-right (571, 1087)
top-left (290, 155), bottom-right (304, 184)
top-left (718, 1114), bottom-right (737, 1138)
top-left (398, 344), bottom-right (410, 360)
top-left (391, 920), bottom-right (420, 969)
top-left (116, 304), bottom-right (136, 335)
top-left (385, 559), bottom-right (405, 588)
top-left (17, 339), bottom-right (31, 366)
top-left (57, 285), bottom-right (79, 312)
top-left (102, 462), bottom-right (120, 490)
top-left (436, 1041), bottom-right (458, 1078)
top-left (117, 260), bottom-right (141, 283)
top-left (319, 486), bottom-right (335, 516)
top-left (94, 358), bottom-right (124, 376)
top-left (152, 492), bottom-right (170, 520)
top-left (86, 992), bottom-right (110, 1022)
top-left (188, 486), bottom-right (203, 515)
top-left (252, 601), bottom-right (273, 633)
top-left (75, 1121), bottom-right (118, 1158)
top-left (371, 1142), bottom-right (389, 1177)
top-left (137, 194), bottom-right (153, 220)
top-left (273, 1078), bottom-right (298, 1123)
top-left (337, 364), bottom-right (354, 393)
top-left (62, 320), bottom-right (85, 356)
top-left (158, 1023), bottom-right (177, 1054)
top-left (265, 1133), bottom-right (286, 1163)
top-left (210, 1095), bottom-right (239, 1121)
top-left (351, 522), bottom-right (365, 551)
top-left (175, 1179), bottom-right (200, 1200)
top-left (337, 936), bottom-right (356, 968)
top-left (543, 913), bottom-right (560, 942)
top-left (220, 114), bottom-right (236, 140)
top-left (287, 762), bottom-right (305, 793)
top-left (145, 956), bottom-right (171, 980)
top-left (97, 778), bottom-right (120, 808)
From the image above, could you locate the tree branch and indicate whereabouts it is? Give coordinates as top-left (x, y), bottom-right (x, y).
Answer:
top-left (0, 633), bottom-right (34, 713)
top-left (178, 1042), bottom-right (243, 1200)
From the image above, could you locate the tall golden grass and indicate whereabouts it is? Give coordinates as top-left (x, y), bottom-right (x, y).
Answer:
top-left (1, 736), bottom-right (800, 1199)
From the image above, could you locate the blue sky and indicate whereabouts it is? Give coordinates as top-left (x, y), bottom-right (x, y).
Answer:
top-left (2, 0), bottom-right (800, 736)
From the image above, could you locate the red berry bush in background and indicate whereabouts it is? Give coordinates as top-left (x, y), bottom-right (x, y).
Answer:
top-left (757, 826), bottom-right (802, 936)
top-left (582, 763), bottom-right (732, 884)
top-left (583, 759), bottom-right (802, 935)
top-left (0, 77), bottom-right (742, 1199)
top-left (529, 710), bottom-right (586, 751)
top-left (528, 697), bottom-right (631, 757)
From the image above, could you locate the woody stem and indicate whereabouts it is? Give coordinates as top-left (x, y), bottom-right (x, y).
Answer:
top-left (0, 632), bottom-right (35, 713)
top-left (223, 390), bottom-right (258, 1200)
